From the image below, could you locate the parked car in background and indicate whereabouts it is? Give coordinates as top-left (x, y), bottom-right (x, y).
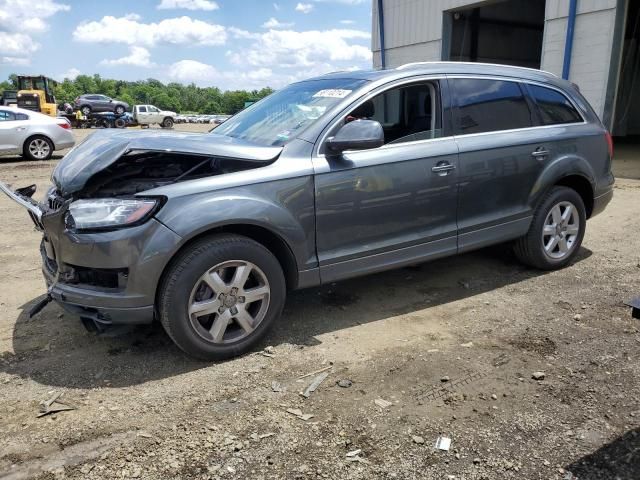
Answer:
top-left (209, 115), bottom-right (231, 125)
top-left (74, 94), bottom-right (129, 116)
top-left (0, 106), bottom-right (74, 160)
top-left (0, 62), bottom-right (614, 360)
top-left (132, 104), bottom-right (176, 128)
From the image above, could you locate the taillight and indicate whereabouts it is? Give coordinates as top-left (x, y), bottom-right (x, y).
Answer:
top-left (57, 122), bottom-right (71, 130)
top-left (605, 131), bottom-right (614, 159)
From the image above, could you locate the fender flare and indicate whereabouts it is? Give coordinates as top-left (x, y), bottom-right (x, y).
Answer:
top-left (528, 154), bottom-right (595, 209)
top-left (155, 193), bottom-right (310, 273)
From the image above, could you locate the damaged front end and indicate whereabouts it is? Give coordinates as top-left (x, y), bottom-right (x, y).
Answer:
top-left (1, 128), bottom-right (282, 328)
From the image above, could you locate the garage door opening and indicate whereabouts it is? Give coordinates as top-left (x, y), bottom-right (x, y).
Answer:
top-left (446, 0), bottom-right (545, 68)
top-left (610, 0), bottom-right (640, 179)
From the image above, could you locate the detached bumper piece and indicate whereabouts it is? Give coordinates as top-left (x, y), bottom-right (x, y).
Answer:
top-left (29, 294), bottom-right (52, 318)
top-left (0, 182), bottom-right (44, 230)
top-left (624, 297), bottom-right (640, 320)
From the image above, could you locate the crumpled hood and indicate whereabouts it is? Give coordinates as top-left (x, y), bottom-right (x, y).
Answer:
top-left (52, 129), bottom-right (282, 196)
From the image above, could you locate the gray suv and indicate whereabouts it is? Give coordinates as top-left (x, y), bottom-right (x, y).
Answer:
top-left (1, 62), bottom-right (614, 360)
top-left (74, 94), bottom-right (129, 115)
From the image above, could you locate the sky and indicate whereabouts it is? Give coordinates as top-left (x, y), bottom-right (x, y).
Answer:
top-left (0, 0), bottom-right (373, 91)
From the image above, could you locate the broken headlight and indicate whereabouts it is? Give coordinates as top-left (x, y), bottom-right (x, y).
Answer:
top-left (68, 198), bottom-right (160, 230)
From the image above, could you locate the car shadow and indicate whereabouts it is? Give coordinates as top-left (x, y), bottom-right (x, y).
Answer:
top-left (1, 245), bottom-right (592, 389)
top-left (564, 427), bottom-right (640, 479)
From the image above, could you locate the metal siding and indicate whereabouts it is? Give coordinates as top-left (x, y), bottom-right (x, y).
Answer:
top-left (372, 0), bottom-right (619, 118)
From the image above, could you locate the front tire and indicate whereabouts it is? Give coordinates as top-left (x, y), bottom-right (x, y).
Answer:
top-left (161, 117), bottom-right (174, 128)
top-left (159, 234), bottom-right (286, 361)
top-left (514, 186), bottom-right (586, 270)
top-left (23, 135), bottom-right (53, 161)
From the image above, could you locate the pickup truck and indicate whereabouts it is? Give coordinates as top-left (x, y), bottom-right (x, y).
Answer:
top-left (132, 105), bottom-right (176, 128)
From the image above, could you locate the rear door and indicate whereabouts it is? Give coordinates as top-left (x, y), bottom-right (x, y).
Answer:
top-left (450, 76), bottom-right (548, 252)
top-left (313, 78), bottom-right (460, 282)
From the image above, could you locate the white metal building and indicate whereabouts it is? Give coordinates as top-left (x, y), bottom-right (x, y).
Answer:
top-left (371, 0), bottom-right (638, 137)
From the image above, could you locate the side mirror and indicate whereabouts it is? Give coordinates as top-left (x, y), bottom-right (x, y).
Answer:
top-left (326, 119), bottom-right (384, 154)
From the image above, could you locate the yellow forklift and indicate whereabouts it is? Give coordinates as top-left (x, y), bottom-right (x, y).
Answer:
top-left (16, 75), bottom-right (58, 116)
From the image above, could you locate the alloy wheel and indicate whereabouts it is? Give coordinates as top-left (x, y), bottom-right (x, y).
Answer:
top-left (188, 260), bottom-right (270, 344)
top-left (542, 201), bottom-right (580, 259)
top-left (28, 138), bottom-right (51, 160)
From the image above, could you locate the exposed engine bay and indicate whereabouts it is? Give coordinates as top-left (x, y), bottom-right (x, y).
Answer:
top-left (78, 150), bottom-right (263, 198)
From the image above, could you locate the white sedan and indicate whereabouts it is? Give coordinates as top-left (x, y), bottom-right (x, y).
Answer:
top-left (0, 107), bottom-right (75, 161)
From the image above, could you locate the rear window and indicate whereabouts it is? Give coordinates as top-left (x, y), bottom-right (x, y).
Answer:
top-left (452, 78), bottom-right (534, 134)
top-left (527, 84), bottom-right (583, 125)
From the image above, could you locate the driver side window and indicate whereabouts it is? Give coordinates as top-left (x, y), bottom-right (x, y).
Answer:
top-left (346, 81), bottom-right (443, 146)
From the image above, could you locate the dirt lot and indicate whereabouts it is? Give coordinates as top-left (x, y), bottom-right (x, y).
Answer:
top-left (0, 125), bottom-right (639, 480)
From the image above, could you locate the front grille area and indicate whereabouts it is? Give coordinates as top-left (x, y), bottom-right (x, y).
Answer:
top-left (63, 264), bottom-right (129, 290)
top-left (48, 191), bottom-right (66, 211)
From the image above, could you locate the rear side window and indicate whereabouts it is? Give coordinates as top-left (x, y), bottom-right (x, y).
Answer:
top-left (452, 79), bottom-right (533, 134)
top-left (0, 110), bottom-right (16, 121)
top-left (527, 85), bottom-right (583, 125)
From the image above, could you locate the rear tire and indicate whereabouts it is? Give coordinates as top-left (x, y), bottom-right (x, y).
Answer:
top-left (115, 105), bottom-right (125, 115)
top-left (23, 135), bottom-right (53, 161)
top-left (81, 105), bottom-right (91, 116)
top-left (514, 186), bottom-right (586, 270)
top-left (159, 234), bottom-right (286, 361)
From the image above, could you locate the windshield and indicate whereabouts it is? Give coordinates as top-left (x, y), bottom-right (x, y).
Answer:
top-left (213, 78), bottom-right (367, 146)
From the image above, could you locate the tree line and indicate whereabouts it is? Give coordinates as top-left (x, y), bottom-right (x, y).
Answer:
top-left (0, 74), bottom-right (274, 115)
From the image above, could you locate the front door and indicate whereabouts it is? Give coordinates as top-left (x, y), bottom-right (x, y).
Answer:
top-left (314, 79), bottom-right (459, 282)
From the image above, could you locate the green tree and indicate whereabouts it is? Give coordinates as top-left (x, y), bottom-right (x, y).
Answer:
top-left (0, 73), bottom-right (275, 114)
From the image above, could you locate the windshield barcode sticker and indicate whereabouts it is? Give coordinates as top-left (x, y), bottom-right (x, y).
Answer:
top-left (313, 89), bottom-right (352, 98)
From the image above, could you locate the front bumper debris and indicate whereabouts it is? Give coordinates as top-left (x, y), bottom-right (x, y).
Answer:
top-left (1, 181), bottom-right (180, 325)
top-left (625, 297), bottom-right (640, 319)
top-left (0, 182), bottom-right (44, 230)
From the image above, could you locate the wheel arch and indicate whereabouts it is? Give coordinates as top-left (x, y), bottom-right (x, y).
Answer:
top-left (156, 222), bottom-right (300, 311)
top-left (554, 174), bottom-right (594, 218)
top-left (530, 156), bottom-right (596, 219)
top-left (23, 133), bottom-right (53, 151)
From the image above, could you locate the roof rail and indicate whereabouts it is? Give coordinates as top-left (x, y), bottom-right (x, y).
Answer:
top-left (395, 62), bottom-right (435, 70)
top-left (395, 61), bottom-right (558, 77)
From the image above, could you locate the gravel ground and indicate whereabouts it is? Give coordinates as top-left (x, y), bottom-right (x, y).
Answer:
top-left (0, 125), bottom-right (639, 480)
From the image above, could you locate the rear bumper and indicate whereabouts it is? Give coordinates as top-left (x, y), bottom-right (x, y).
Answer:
top-left (591, 188), bottom-right (613, 218)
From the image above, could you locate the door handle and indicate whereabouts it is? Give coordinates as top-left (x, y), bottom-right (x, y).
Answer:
top-left (431, 163), bottom-right (456, 176)
top-left (531, 148), bottom-right (549, 159)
